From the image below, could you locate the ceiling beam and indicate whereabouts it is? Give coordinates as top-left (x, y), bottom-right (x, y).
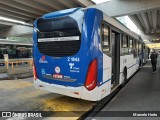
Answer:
top-left (152, 9), bottom-right (157, 33)
top-left (34, 0), bottom-right (66, 11)
top-left (0, 13), bottom-right (30, 23)
top-left (157, 10), bottom-right (160, 31)
top-left (13, 0), bottom-right (52, 13)
top-left (140, 33), bottom-right (160, 42)
top-left (0, 8), bottom-right (34, 21)
top-left (140, 12), bottom-right (150, 34)
top-left (56, 0), bottom-right (78, 8)
top-left (129, 15), bottom-right (145, 33)
top-left (0, 4), bottom-right (38, 18)
top-left (147, 11), bottom-right (154, 33)
top-left (0, 0), bottom-right (43, 16)
top-left (137, 14), bottom-right (147, 33)
top-left (90, 0), bottom-right (160, 17)
top-left (74, 0), bottom-right (94, 7)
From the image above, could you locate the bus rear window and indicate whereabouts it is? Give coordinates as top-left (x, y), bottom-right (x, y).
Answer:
top-left (37, 16), bottom-right (82, 57)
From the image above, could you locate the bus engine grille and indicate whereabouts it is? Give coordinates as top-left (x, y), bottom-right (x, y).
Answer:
top-left (38, 41), bottom-right (81, 57)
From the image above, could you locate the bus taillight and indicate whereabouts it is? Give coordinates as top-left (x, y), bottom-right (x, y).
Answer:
top-left (33, 63), bottom-right (38, 80)
top-left (85, 59), bottom-right (98, 91)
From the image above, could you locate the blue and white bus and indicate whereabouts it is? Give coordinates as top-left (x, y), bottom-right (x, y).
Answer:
top-left (33, 8), bottom-right (148, 101)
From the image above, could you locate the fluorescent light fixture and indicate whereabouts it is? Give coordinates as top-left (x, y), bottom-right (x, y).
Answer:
top-left (0, 16), bottom-right (25, 24)
top-left (146, 43), bottom-right (160, 49)
top-left (91, 0), bottom-right (111, 4)
top-left (143, 40), bottom-right (148, 42)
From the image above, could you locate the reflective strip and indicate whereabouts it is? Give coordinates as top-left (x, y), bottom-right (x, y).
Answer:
top-left (127, 62), bottom-right (138, 69)
top-left (98, 78), bottom-right (111, 87)
top-left (38, 36), bottom-right (79, 42)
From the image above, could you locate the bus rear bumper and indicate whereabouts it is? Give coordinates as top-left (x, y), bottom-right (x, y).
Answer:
top-left (34, 79), bottom-right (99, 101)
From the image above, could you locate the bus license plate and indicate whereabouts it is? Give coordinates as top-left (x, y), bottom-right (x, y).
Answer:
top-left (53, 74), bottom-right (63, 79)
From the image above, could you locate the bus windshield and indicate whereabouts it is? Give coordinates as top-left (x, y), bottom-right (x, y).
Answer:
top-left (37, 15), bottom-right (83, 57)
top-left (37, 16), bottom-right (81, 38)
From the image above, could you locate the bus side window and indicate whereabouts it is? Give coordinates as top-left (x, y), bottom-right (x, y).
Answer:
top-left (136, 41), bottom-right (139, 56)
top-left (139, 42), bottom-right (142, 56)
top-left (129, 37), bottom-right (133, 54)
top-left (102, 23), bottom-right (111, 56)
top-left (132, 39), bottom-right (137, 57)
top-left (121, 34), bottom-right (129, 55)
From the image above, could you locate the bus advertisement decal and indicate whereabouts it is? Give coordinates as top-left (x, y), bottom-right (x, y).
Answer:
top-left (69, 63), bottom-right (80, 73)
top-left (39, 56), bottom-right (48, 64)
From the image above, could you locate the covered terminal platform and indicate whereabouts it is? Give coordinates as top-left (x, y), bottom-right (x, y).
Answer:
top-left (0, 0), bottom-right (160, 120)
top-left (91, 57), bottom-right (160, 119)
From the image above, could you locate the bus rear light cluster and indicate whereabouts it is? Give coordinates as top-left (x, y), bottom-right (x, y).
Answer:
top-left (85, 59), bottom-right (98, 91)
top-left (33, 63), bottom-right (38, 81)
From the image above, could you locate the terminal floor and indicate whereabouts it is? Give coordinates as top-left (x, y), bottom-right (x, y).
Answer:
top-left (94, 57), bottom-right (160, 120)
top-left (0, 78), bottom-right (94, 120)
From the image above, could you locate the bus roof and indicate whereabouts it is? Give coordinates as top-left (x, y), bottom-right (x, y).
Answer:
top-left (42, 8), bottom-right (82, 19)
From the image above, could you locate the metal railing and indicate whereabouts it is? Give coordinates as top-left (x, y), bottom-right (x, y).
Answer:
top-left (0, 58), bottom-right (33, 70)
